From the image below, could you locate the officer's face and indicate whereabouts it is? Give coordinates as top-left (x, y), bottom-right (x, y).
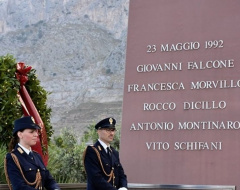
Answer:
top-left (17, 129), bottom-right (39, 149)
top-left (97, 128), bottom-right (116, 145)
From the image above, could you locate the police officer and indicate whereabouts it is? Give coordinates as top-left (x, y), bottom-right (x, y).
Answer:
top-left (84, 117), bottom-right (128, 190)
top-left (5, 116), bottom-right (60, 190)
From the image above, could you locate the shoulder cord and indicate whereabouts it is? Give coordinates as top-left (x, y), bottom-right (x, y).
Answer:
top-left (83, 146), bottom-right (115, 185)
top-left (4, 157), bottom-right (12, 190)
top-left (4, 153), bottom-right (42, 190)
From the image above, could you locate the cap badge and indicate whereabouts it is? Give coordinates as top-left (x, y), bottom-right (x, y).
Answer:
top-left (109, 118), bottom-right (113, 125)
top-left (31, 117), bottom-right (35, 123)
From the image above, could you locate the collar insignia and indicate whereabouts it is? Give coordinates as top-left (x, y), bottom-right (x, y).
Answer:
top-left (98, 145), bottom-right (102, 151)
top-left (17, 147), bottom-right (24, 154)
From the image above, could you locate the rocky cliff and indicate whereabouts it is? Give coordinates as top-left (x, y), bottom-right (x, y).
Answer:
top-left (0, 0), bottom-right (129, 136)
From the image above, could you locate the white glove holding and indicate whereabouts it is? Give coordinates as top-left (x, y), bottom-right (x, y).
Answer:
top-left (118, 188), bottom-right (128, 190)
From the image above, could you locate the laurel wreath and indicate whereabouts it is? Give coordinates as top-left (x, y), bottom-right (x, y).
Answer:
top-left (0, 54), bottom-right (53, 148)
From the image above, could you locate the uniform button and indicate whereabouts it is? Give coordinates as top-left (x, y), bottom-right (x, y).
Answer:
top-left (29, 168), bottom-right (32, 170)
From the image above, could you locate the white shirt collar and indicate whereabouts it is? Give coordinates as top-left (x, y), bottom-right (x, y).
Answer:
top-left (98, 139), bottom-right (110, 153)
top-left (18, 143), bottom-right (32, 155)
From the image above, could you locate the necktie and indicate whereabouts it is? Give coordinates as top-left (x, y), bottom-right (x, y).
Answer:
top-left (29, 151), bottom-right (34, 160)
top-left (107, 147), bottom-right (111, 158)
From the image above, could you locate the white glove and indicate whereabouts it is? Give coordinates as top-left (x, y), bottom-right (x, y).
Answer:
top-left (118, 188), bottom-right (128, 190)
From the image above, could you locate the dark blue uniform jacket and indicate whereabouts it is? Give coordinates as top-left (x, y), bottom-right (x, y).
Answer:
top-left (84, 141), bottom-right (128, 190)
top-left (5, 145), bottom-right (59, 190)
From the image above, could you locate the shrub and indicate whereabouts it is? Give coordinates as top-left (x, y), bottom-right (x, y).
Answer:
top-left (0, 54), bottom-right (22, 147)
top-left (47, 127), bottom-right (87, 183)
top-left (0, 145), bottom-right (7, 184)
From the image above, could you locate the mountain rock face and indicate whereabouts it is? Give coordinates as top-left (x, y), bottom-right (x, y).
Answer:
top-left (0, 0), bottom-right (129, 136)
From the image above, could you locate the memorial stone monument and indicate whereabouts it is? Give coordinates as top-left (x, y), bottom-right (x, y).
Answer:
top-left (120, 0), bottom-right (240, 189)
